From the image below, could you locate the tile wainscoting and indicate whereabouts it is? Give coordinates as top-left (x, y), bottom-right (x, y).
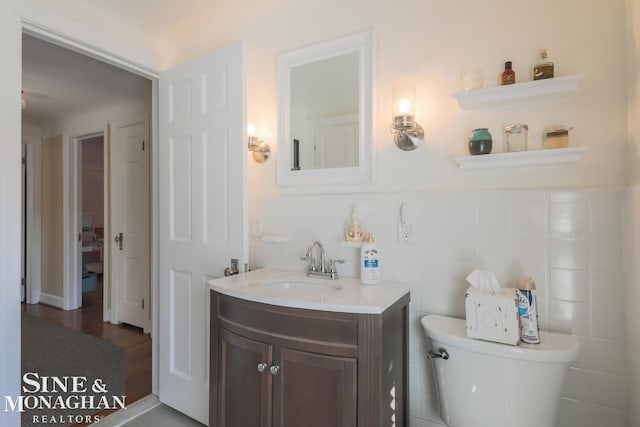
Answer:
top-left (249, 186), bottom-right (630, 427)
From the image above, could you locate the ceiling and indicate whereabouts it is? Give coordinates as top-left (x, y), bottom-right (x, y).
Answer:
top-left (21, 34), bottom-right (151, 125)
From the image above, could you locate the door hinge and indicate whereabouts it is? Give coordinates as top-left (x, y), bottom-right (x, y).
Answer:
top-left (142, 140), bottom-right (145, 151)
top-left (21, 278), bottom-right (26, 286)
top-left (78, 232), bottom-right (82, 242)
top-left (141, 299), bottom-right (145, 309)
top-left (22, 157), bottom-right (26, 165)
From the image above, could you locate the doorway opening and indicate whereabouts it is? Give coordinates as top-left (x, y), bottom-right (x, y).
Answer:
top-left (80, 133), bottom-right (105, 305)
top-left (21, 31), bottom-right (155, 410)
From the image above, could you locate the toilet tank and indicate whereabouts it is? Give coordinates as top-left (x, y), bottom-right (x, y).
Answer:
top-left (420, 315), bottom-right (579, 427)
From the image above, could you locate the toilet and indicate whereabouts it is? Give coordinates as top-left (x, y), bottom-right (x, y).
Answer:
top-left (420, 314), bottom-right (580, 427)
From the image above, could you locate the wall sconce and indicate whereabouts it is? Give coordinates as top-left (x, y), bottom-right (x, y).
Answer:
top-left (247, 124), bottom-right (270, 163)
top-left (390, 86), bottom-right (423, 151)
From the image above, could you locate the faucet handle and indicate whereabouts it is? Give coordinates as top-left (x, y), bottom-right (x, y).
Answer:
top-left (327, 259), bottom-right (345, 279)
top-left (328, 259), bottom-right (345, 270)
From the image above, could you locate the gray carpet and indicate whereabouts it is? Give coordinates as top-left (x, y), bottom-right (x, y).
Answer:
top-left (21, 312), bottom-right (126, 427)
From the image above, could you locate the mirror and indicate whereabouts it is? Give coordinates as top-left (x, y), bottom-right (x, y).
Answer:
top-left (277, 31), bottom-right (374, 186)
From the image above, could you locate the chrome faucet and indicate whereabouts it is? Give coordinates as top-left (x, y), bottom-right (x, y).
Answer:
top-left (300, 240), bottom-right (344, 279)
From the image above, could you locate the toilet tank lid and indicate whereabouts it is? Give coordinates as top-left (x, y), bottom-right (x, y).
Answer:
top-left (420, 315), bottom-right (580, 363)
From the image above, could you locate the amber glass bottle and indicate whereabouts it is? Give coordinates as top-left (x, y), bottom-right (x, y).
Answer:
top-left (501, 61), bottom-right (515, 85)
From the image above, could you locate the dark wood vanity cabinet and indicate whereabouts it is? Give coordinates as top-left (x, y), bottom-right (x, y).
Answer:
top-left (210, 290), bottom-right (409, 427)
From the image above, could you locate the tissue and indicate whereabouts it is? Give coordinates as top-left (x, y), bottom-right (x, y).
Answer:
top-left (466, 269), bottom-right (501, 293)
top-left (465, 269), bottom-right (519, 345)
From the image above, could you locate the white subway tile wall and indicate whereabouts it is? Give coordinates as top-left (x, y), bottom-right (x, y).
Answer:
top-left (249, 187), bottom-right (630, 427)
top-left (626, 186), bottom-right (640, 427)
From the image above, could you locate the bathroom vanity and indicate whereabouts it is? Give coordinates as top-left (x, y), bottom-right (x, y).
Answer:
top-left (209, 269), bottom-right (410, 427)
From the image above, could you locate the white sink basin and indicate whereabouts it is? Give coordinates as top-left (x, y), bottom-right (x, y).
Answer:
top-left (260, 280), bottom-right (341, 294)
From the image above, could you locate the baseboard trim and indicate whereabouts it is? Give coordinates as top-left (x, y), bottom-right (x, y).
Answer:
top-left (94, 394), bottom-right (160, 426)
top-left (39, 292), bottom-right (64, 309)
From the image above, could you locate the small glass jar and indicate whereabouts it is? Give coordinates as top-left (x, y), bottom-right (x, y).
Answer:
top-left (545, 126), bottom-right (569, 149)
top-left (504, 124), bottom-right (528, 152)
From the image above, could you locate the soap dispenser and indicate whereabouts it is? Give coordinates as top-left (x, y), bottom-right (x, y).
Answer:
top-left (360, 233), bottom-right (380, 285)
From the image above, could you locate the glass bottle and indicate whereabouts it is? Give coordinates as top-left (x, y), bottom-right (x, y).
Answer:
top-left (501, 61), bottom-right (515, 85)
top-left (533, 49), bottom-right (554, 80)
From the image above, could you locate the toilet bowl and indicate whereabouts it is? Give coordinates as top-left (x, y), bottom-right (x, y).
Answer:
top-left (420, 314), bottom-right (579, 427)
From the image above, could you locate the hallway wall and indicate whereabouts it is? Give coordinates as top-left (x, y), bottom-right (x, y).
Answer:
top-left (40, 135), bottom-right (64, 301)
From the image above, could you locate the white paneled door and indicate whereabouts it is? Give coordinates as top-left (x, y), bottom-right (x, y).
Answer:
top-left (158, 42), bottom-right (247, 424)
top-left (111, 117), bottom-right (150, 332)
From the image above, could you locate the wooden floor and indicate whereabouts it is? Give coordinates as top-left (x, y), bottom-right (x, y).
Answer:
top-left (22, 276), bottom-right (153, 420)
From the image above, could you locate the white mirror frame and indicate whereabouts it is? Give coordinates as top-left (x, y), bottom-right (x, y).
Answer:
top-left (277, 31), bottom-right (375, 187)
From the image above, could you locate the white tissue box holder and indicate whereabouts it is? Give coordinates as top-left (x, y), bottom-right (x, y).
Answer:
top-left (465, 286), bottom-right (519, 346)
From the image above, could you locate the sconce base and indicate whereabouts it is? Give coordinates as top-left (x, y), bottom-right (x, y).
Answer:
top-left (251, 142), bottom-right (271, 163)
top-left (394, 124), bottom-right (424, 151)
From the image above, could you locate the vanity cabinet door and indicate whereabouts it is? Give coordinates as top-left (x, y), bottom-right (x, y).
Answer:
top-left (217, 329), bottom-right (272, 427)
top-left (272, 346), bottom-right (357, 427)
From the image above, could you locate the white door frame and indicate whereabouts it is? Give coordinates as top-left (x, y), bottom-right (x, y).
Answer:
top-left (21, 21), bottom-right (161, 396)
top-left (22, 133), bottom-right (42, 305)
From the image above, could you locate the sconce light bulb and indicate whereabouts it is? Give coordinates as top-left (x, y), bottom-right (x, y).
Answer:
top-left (247, 124), bottom-right (256, 137)
top-left (398, 98), bottom-right (411, 115)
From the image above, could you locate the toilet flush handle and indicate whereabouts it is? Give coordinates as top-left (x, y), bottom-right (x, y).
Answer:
top-left (427, 349), bottom-right (449, 360)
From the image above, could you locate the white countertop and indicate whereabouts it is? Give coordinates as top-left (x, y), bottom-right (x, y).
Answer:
top-left (207, 268), bottom-right (411, 314)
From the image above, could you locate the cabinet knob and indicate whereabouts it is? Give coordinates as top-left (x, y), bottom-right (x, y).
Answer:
top-left (257, 362), bottom-right (268, 373)
top-left (269, 365), bottom-right (280, 375)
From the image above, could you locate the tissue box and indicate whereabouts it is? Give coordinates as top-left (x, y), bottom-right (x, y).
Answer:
top-left (465, 286), bottom-right (519, 345)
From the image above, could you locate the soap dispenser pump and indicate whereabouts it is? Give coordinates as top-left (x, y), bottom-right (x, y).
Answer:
top-left (360, 233), bottom-right (380, 285)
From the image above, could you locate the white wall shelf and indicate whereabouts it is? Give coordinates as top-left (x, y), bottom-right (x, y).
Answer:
top-left (453, 147), bottom-right (588, 170)
top-left (452, 74), bottom-right (584, 109)
top-left (341, 241), bottom-right (364, 248)
top-left (260, 235), bottom-right (289, 243)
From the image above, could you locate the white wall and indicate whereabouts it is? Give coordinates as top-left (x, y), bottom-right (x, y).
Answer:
top-left (20, 0), bottom-right (174, 73)
top-left (40, 96), bottom-right (152, 139)
top-left (0, 1), bottom-right (24, 425)
top-left (179, 0), bottom-right (629, 195)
